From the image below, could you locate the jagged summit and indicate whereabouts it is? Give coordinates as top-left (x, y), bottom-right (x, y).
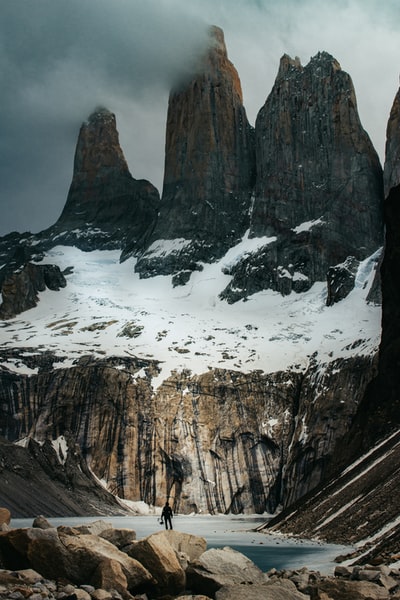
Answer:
top-left (49, 107), bottom-right (160, 251)
top-left (135, 25), bottom-right (255, 280)
top-left (220, 50), bottom-right (384, 301)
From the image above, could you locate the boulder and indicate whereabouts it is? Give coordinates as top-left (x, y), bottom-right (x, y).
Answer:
top-left (126, 532), bottom-right (185, 597)
top-left (1, 527), bottom-right (153, 594)
top-left (60, 532), bottom-right (153, 592)
top-left (178, 596), bottom-right (212, 600)
top-left (91, 590), bottom-right (114, 600)
top-left (91, 558), bottom-right (130, 599)
top-left (0, 509), bottom-right (11, 527)
top-left (312, 578), bottom-right (389, 599)
top-left (99, 527), bottom-right (136, 549)
top-left (32, 515), bottom-right (53, 530)
top-left (73, 520), bottom-right (113, 536)
top-left (216, 580), bottom-right (309, 599)
top-left (186, 546), bottom-right (265, 597)
top-left (151, 530), bottom-right (207, 562)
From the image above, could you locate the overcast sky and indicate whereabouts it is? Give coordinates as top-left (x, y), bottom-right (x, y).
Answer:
top-left (1, 0), bottom-right (399, 236)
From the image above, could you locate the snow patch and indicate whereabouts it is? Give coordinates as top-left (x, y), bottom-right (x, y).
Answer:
top-left (292, 217), bottom-right (325, 234)
top-left (1, 244), bottom-right (382, 387)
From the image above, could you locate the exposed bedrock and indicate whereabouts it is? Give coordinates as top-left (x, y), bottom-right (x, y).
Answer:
top-left (0, 352), bottom-right (376, 515)
top-left (222, 52), bottom-right (384, 301)
top-left (49, 107), bottom-right (160, 252)
top-left (135, 26), bottom-right (256, 278)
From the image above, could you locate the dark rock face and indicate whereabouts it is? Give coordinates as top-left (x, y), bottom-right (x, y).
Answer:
top-left (135, 26), bottom-right (255, 278)
top-left (281, 354), bottom-right (378, 508)
top-left (328, 86), bottom-right (400, 459)
top-left (222, 52), bottom-right (383, 301)
top-left (326, 256), bottom-right (359, 306)
top-left (384, 86), bottom-right (400, 197)
top-left (0, 436), bottom-right (124, 517)
top-left (263, 430), bottom-right (400, 565)
top-left (0, 262), bottom-right (66, 319)
top-left (259, 87), bottom-right (400, 555)
top-left (50, 107), bottom-right (160, 252)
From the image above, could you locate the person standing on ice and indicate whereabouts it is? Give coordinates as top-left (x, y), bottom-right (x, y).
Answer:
top-left (161, 501), bottom-right (173, 529)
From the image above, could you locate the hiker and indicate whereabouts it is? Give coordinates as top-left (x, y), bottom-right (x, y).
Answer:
top-left (161, 501), bottom-right (173, 529)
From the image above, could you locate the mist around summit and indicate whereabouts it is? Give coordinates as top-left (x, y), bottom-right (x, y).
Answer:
top-left (1, 0), bottom-right (399, 235)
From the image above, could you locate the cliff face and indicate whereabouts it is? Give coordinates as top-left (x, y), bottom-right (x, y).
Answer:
top-left (260, 85), bottom-right (400, 557)
top-left (0, 351), bottom-right (376, 515)
top-left (384, 87), bottom-right (400, 196)
top-left (221, 52), bottom-right (383, 301)
top-left (52, 107), bottom-right (160, 251)
top-left (135, 26), bottom-right (255, 279)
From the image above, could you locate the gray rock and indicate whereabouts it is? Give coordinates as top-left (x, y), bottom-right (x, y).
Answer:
top-left (73, 520), bottom-right (113, 536)
top-left (312, 578), bottom-right (389, 599)
top-left (216, 580), bottom-right (309, 600)
top-left (32, 515), bottom-right (53, 530)
top-left (186, 546), bottom-right (265, 597)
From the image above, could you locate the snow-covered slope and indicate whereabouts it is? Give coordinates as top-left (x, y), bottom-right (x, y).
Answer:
top-left (0, 234), bottom-right (382, 385)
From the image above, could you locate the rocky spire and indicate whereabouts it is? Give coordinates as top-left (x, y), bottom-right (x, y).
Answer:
top-left (253, 51), bottom-right (383, 241)
top-left (136, 26), bottom-right (255, 279)
top-left (221, 52), bottom-right (384, 301)
top-left (384, 86), bottom-right (400, 198)
top-left (53, 107), bottom-right (160, 251)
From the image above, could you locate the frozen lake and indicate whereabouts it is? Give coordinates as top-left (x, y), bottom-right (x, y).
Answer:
top-left (12, 514), bottom-right (351, 574)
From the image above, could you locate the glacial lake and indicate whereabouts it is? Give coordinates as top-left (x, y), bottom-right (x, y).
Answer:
top-left (12, 514), bottom-right (351, 574)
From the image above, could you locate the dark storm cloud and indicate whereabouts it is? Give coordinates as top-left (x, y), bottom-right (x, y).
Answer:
top-left (1, 0), bottom-right (399, 235)
top-left (0, 0), bottom-right (209, 235)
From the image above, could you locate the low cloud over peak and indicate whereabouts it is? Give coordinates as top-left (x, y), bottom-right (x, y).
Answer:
top-left (0, 0), bottom-right (399, 235)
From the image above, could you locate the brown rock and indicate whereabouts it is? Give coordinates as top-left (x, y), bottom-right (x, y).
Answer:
top-left (126, 532), bottom-right (185, 597)
top-left (136, 25), bottom-right (255, 277)
top-left (53, 107), bottom-right (160, 253)
top-left (73, 520), bottom-right (113, 536)
top-left (91, 558), bottom-right (130, 599)
top-left (0, 509), bottom-right (11, 527)
top-left (151, 530), bottom-right (207, 562)
top-left (32, 516), bottom-right (53, 530)
top-left (216, 581), bottom-right (309, 599)
top-left (60, 533), bottom-right (153, 592)
top-left (1, 527), bottom-right (153, 593)
top-left (91, 590), bottom-right (114, 600)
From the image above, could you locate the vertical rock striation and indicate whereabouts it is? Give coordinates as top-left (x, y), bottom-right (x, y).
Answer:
top-left (384, 86), bottom-right (400, 197)
top-left (50, 107), bottom-right (160, 251)
top-left (0, 352), bottom-right (376, 515)
top-left (221, 52), bottom-right (383, 301)
top-left (135, 26), bottom-right (255, 279)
